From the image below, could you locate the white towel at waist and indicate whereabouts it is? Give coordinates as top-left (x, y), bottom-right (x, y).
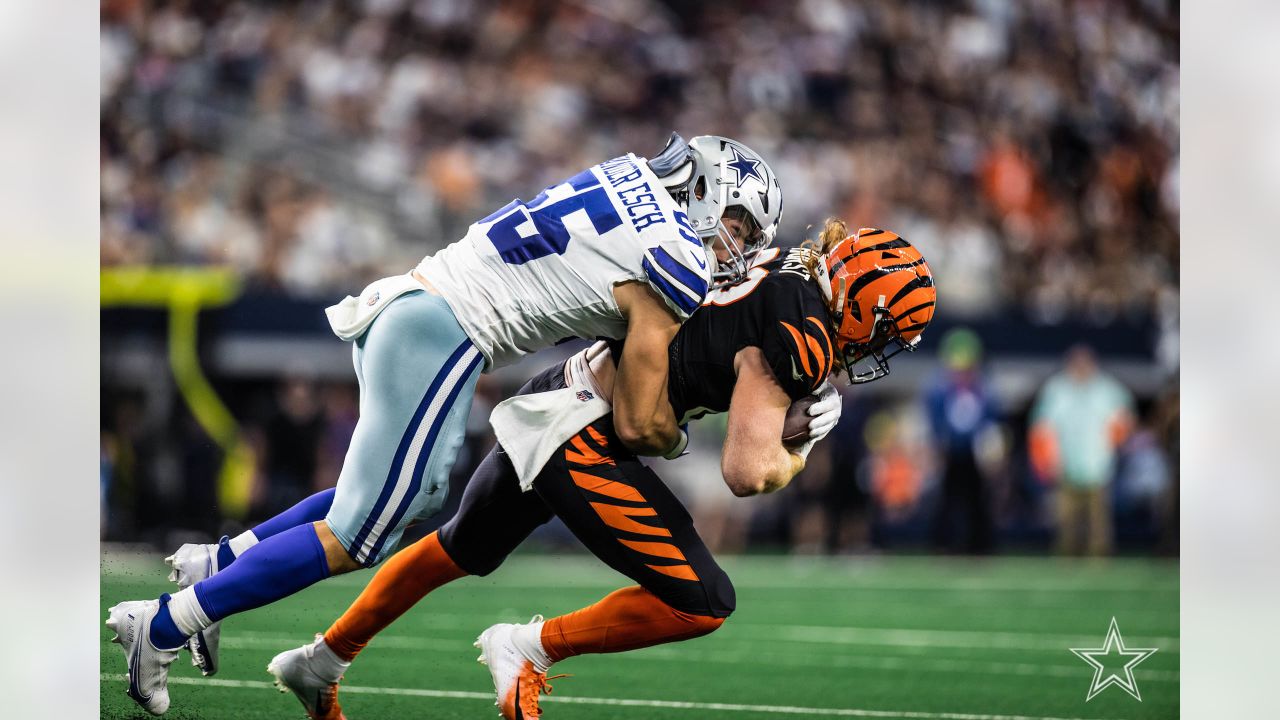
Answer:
top-left (324, 273), bottom-right (425, 342)
top-left (490, 347), bottom-right (613, 491)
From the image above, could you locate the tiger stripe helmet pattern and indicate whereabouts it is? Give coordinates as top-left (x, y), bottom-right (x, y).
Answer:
top-left (821, 227), bottom-right (936, 383)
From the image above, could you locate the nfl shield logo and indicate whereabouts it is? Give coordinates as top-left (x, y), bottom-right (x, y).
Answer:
top-left (366, 291), bottom-right (380, 306)
top-left (576, 390), bottom-right (594, 402)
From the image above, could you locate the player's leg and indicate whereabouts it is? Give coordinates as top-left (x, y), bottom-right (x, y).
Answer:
top-left (533, 421), bottom-right (734, 655)
top-left (268, 442), bottom-right (554, 719)
top-left (476, 417), bottom-right (734, 720)
top-left (315, 363), bottom-right (569, 665)
top-left (327, 443), bottom-right (555, 659)
top-left (164, 488), bottom-right (339, 676)
top-left (268, 363), bottom-right (574, 719)
top-left (168, 489), bottom-right (339, 591)
top-left (107, 290), bottom-right (482, 715)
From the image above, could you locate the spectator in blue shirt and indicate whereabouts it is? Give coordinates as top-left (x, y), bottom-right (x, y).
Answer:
top-left (925, 329), bottom-right (1002, 554)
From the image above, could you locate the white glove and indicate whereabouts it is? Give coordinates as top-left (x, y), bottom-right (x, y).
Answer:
top-left (795, 382), bottom-right (842, 458)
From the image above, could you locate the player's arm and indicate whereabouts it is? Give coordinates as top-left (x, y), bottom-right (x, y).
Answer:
top-left (721, 346), bottom-right (806, 497)
top-left (610, 280), bottom-right (683, 456)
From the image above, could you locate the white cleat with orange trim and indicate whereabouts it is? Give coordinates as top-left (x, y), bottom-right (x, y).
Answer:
top-left (267, 635), bottom-right (351, 720)
top-left (475, 616), bottom-right (567, 720)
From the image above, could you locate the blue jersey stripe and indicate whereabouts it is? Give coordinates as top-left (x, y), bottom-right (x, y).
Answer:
top-left (363, 347), bottom-right (483, 564)
top-left (348, 339), bottom-right (473, 562)
top-left (642, 256), bottom-right (700, 316)
top-left (649, 245), bottom-right (708, 300)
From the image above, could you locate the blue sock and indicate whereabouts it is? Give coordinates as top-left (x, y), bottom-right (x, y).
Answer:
top-left (251, 488), bottom-right (338, 541)
top-left (149, 594), bottom-right (186, 650)
top-left (213, 489), bottom-right (336, 572)
top-left (191, 524), bottom-right (332, 623)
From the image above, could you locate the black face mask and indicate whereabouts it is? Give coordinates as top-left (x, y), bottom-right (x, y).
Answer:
top-left (840, 307), bottom-right (919, 384)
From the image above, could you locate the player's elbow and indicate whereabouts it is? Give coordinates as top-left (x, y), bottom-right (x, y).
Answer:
top-left (723, 448), bottom-right (796, 497)
top-left (722, 464), bottom-right (767, 497)
top-left (614, 416), bottom-right (674, 455)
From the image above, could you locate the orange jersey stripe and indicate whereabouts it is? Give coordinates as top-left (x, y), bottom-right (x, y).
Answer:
top-left (646, 563), bottom-right (700, 581)
top-left (570, 469), bottom-right (645, 502)
top-left (806, 316), bottom-right (834, 378)
top-left (589, 502), bottom-right (672, 537)
top-left (798, 318), bottom-right (829, 380)
top-left (780, 321), bottom-right (814, 377)
top-left (619, 538), bottom-right (687, 561)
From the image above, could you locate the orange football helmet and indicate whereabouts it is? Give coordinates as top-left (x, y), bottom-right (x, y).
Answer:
top-left (818, 227), bottom-right (936, 383)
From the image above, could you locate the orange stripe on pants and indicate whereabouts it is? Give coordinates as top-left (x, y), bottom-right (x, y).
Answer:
top-left (570, 469), bottom-right (645, 502)
top-left (617, 537), bottom-right (687, 561)
top-left (646, 563), bottom-right (700, 581)
top-left (589, 502), bottom-right (672, 537)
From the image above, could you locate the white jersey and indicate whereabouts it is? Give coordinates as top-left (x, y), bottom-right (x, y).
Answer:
top-left (416, 153), bottom-right (713, 370)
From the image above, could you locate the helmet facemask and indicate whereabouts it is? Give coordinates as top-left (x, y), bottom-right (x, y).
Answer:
top-left (838, 306), bottom-right (922, 385)
top-left (709, 206), bottom-right (768, 287)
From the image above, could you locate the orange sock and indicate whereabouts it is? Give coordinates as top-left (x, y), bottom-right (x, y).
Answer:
top-left (540, 586), bottom-right (724, 662)
top-left (323, 531), bottom-right (467, 661)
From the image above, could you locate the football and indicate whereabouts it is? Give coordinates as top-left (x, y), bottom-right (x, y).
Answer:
top-left (781, 395), bottom-right (818, 446)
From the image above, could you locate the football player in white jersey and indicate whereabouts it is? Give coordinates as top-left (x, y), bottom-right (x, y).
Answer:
top-left (106, 133), bottom-right (783, 715)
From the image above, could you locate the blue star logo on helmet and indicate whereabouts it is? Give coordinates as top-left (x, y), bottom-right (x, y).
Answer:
top-left (725, 146), bottom-right (764, 188)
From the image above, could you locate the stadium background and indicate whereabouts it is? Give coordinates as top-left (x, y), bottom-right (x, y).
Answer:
top-left (100, 1), bottom-right (1178, 717)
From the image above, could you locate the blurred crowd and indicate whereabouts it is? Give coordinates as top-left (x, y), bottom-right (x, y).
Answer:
top-left (100, 0), bottom-right (1180, 554)
top-left (101, 0), bottom-right (1178, 320)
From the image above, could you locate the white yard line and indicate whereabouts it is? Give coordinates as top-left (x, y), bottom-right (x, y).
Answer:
top-left (213, 632), bottom-right (1177, 683)
top-left (215, 619), bottom-right (1179, 654)
top-left (100, 673), bottom-right (1127, 720)
top-left (756, 625), bottom-right (1180, 653)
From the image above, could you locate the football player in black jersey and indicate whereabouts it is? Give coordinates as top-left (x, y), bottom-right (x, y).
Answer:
top-left (270, 220), bottom-right (936, 720)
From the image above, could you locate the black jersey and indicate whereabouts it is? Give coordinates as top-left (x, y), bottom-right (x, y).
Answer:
top-left (663, 247), bottom-right (836, 423)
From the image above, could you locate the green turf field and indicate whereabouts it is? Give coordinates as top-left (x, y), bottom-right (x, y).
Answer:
top-left (101, 549), bottom-right (1178, 719)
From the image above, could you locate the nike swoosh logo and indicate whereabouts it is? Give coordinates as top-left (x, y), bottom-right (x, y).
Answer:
top-left (128, 636), bottom-right (152, 703)
top-left (790, 357), bottom-right (804, 381)
top-left (688, 248), bottom-right (707, 270)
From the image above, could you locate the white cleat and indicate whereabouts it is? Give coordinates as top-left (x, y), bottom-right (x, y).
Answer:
top-left (165, 539), bottom-right (227, 676)
top-left (106, 599), bottom-right (181, 716)
top-left (476, 616), bottom-right (565, 720)
top-left (267, 635), bottom-right (350, 720)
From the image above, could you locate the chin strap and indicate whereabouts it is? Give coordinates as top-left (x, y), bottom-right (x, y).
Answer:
top-left (832, 276), bottom-right (848, 318)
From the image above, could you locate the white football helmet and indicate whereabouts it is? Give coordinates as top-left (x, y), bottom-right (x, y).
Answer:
top-left (648, 133), bottom-right (783, 285)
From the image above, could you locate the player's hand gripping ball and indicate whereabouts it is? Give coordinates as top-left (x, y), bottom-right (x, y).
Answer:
top-left (782, 395), bottom-right (820, 447)
top-left (782, 382), bottom-right (842, 453)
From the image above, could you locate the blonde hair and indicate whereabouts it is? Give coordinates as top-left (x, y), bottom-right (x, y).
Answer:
top-left (800, 217), bottom-right (849, 279)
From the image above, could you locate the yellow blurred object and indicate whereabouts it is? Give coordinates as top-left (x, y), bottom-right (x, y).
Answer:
top-left (100, 266), bottom-right (242, 307)
top-left (101, 267), bottom-right (254, 518)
